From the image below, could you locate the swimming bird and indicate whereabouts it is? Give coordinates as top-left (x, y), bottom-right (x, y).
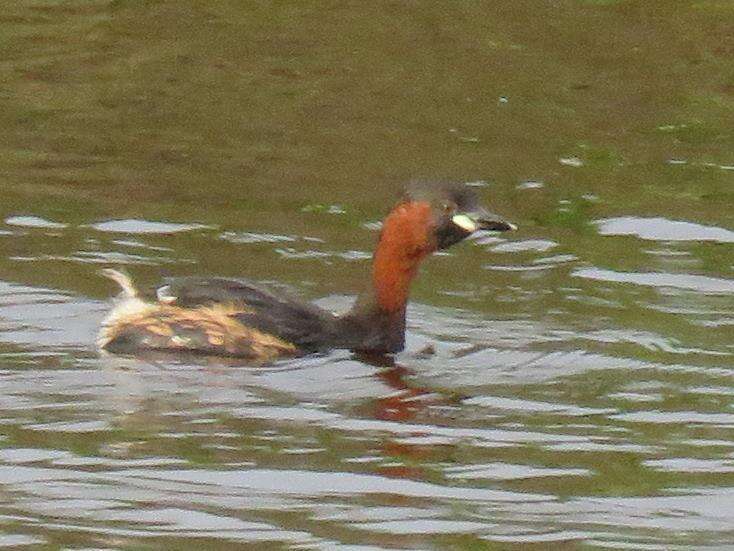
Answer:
top-left (98, 182), bottom-right (516, 360)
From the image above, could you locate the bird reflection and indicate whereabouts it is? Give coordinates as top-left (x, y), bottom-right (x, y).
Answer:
top-left (355, 351), bottom-right (461, 482)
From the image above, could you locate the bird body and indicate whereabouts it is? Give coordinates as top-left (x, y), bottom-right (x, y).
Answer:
top-left (99, 182), bottom-right (515, 359)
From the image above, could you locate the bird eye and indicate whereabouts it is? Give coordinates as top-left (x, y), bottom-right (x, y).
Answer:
top-left (442, 202), bottom-right (455, 214)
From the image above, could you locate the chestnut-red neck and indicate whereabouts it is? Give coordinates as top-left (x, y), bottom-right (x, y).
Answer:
top-left (372, 201), bottom-right (434, 313)
top-left (339, 201), bottom-right (436, 353)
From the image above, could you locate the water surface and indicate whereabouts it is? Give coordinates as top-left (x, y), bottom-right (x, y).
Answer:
top-left (0, 1), bottom-right (733, 549)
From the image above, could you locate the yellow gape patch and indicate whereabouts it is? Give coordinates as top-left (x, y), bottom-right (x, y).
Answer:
top-left (451, 213), bottom-right (478, 233)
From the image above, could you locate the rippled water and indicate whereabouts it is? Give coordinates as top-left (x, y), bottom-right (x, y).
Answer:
top-left (0, 1), bottom-right (733, 549)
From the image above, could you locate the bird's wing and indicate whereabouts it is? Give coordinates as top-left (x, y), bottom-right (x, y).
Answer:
top-left (154, 277), bottom-right (337, 350)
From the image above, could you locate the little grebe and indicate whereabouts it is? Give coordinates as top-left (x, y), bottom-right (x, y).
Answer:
top-left (98, 182), bottom-right (516, 359)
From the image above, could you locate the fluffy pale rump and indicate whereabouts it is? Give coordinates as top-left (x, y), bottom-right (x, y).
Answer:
top-left (98, 269), bottom-right (297, 360)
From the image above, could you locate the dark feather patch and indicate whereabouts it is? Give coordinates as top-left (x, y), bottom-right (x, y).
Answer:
top-left (403, 181), bottom-right (481, 212)
top-left (155, 277), bottom-right (340, 351)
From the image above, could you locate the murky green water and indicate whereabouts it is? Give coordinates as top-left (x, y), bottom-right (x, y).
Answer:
top-left (0, 1), bottom-right (732, 549)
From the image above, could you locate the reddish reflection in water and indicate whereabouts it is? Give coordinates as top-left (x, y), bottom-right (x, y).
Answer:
top-left (358, 354), bottom-right (450, 483)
